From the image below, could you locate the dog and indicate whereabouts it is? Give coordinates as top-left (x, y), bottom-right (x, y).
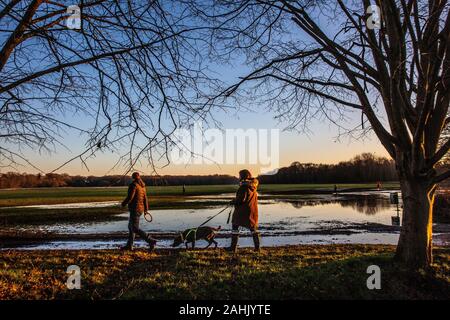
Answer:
top-left (172, 226), bottom-right (221, 249)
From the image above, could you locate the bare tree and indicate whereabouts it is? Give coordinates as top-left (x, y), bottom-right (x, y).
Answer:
top-left (0, 0), bottom-right (221, 173)
top-left (196, 0), bottom-right (450, 268)
top-left (438, 111), bottom-right (450, 165)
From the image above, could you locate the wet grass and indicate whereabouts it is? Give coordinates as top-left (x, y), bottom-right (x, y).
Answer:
top-left (0, 197), bottom-right (229, 226)
top-left (0, 244), bottom-right (448, 300)
top-left (0, 183), bottom-right (399, 207)
top-left (0, 206), bottom-right (126, 226)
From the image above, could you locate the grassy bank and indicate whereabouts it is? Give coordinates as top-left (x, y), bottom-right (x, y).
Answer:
top-left (0, 183), bottom-right (399, 207)
top-left (0, 245), bottom-right (448, 300)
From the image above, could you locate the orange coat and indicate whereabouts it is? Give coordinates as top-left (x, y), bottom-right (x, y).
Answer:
top-left (122, 179), bottom-right (148, 213)
top-left (231, 178), bottom-right (259, 229)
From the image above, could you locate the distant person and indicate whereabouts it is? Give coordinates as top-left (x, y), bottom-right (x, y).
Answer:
top-left (334, 184), bottom-right (338, 195)
top-left (121, 172), bottom-right (157, 251)
top-left (182, 184), bottom-right (186, 195)
top-left (377, 181), bottom-right (382, 190)
top-left (227, 169), bottom-right (260, 253)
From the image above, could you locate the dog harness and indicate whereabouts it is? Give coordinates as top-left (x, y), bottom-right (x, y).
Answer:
top-left (179, 227), bottom-right (219, 243)
top-left (179, 228), bottom-right (197, 243)
top-left (177, 204), bottom-right (232, 244)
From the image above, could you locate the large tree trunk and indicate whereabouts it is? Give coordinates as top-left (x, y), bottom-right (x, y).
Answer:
top-left (395, 175), bottom-right (435, 269)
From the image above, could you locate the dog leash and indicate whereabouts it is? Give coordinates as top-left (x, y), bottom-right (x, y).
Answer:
top-left (144, 211), bottom-right (153, 223)
top-left (198, 203), bottom-right (233, 228)
top-left (179, 204), bottom-right (233, 243)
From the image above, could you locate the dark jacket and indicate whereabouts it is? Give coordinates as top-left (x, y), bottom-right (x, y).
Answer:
top-left (122, 179), bottom-right (148, 213)
top-left (231, 178), bottom-right (259, 228)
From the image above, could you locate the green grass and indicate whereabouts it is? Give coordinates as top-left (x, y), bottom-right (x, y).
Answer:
top-left (0, 183), bottom-right (399, 207)
top-left (0, 245), bottom-right (448, 300)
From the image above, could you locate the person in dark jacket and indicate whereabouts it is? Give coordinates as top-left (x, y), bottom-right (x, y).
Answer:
top-left (227, 169), bottom-right (260, 253)
top-left (121, 172), bottom-right (157, 251)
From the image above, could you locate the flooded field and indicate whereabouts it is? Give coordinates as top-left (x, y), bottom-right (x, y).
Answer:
top-left (2, 190), bottom-right (449, 250)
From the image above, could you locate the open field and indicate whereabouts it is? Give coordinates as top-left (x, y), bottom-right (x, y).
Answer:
top-left (0, 245), bottom-right (449, 300)
top-left (0, 183), bottom-right (400, 207)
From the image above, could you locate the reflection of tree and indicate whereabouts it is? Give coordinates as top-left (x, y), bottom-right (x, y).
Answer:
top-left (284, 200), bottom-right (323, 209)
top-left (340, 196), bottom-right (392, 216)
top-left (282, 195), bottom-right (392, 216)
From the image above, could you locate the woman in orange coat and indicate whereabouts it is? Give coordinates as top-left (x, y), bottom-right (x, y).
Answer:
top-left (121, 172), bottom-right (157, 251)
top-left (227, 169), bottom-right (260, 253)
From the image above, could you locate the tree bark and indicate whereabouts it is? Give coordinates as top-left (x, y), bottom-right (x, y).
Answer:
top-left (395, 172), bottom-right (435, 269)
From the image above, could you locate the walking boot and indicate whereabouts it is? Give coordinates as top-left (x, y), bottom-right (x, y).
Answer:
top-left (121, 234), bottom-right (135, 251)
top-left (226, 234), bottom-right (239, 253)
top-left (252, 232), bottom-right (261, 252)
top-left (147, 236), bottom-right (157, 251)
top-left (120, 243), bottom-right (133, 251)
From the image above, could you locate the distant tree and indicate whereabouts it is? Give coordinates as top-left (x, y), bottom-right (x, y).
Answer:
top-left (0, 172), bottom-right (239, 188)
top-left (259, 153), bottom-right (397, 184)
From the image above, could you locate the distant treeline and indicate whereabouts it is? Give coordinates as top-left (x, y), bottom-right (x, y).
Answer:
top-left (0, 173), bottom-right (238, 189)
top-left (0, 153), bottom-right (423, 189)
top-left (259, 153), bottom-right (398, 184)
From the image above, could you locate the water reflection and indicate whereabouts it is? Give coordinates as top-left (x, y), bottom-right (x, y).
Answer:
top-left (339, 196), bottom-right (392, 215)
top-left (6, 192), bottom-right (400, 237)
top-left (279, 194), bottom-right (393, 216)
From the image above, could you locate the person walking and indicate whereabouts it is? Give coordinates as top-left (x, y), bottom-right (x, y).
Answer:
top-left (121, 172), bottom-right (157, 251)
top-left (227, 169), bottom-right (260, 253)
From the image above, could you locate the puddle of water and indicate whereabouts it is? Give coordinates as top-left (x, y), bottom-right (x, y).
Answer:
top-left (13, 194), bottom-right (398, 235)
top-left (3, 234), bottom-right (401, 250)
top-left (4, 201), bottom-right (120, 210)
top-left (3, 191), bottom-right (448, 250)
